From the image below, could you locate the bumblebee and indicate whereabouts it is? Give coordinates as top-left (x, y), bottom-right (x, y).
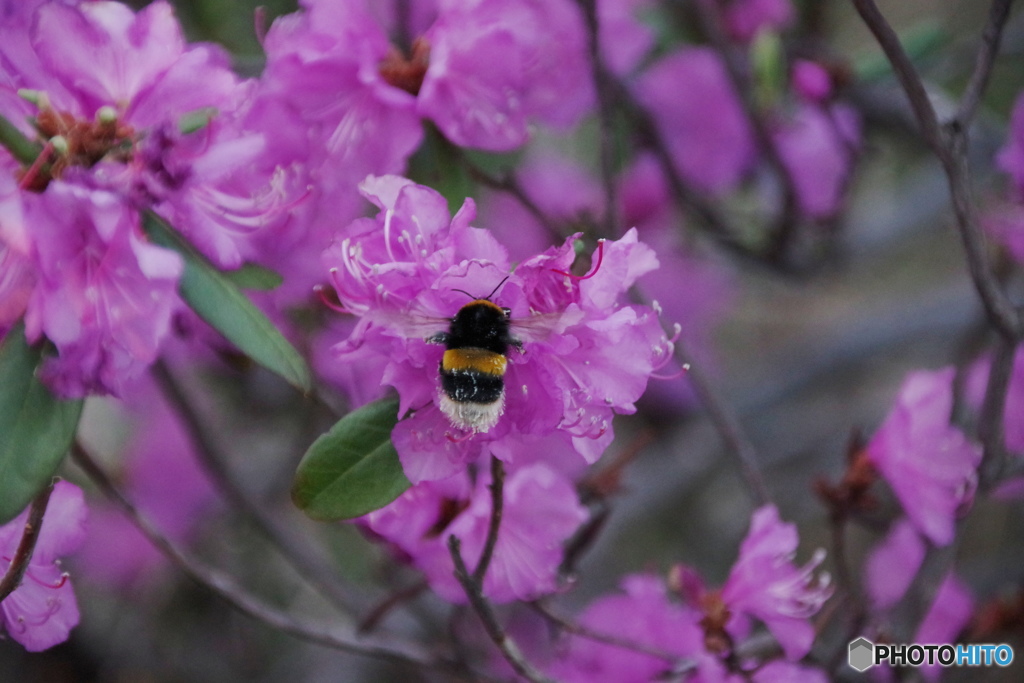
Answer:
top-left (428, 283), bottom-right (522, 433)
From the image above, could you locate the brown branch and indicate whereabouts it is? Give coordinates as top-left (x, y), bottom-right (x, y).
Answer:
top-left (849, 0), bottom-right (945, 155)
top-left (849, 0), bottom-right (1023, 341)
top-left (977, 337), bottom-right (1017, 489)
top-left (576, 0), bottom-right (619, 238)
top-left (152, 360), bottom-right (365, 615)
top-left (447, 536), bottom-right (557, 683)
top-left (473, 456), bottom-right (505, 585)
top-left (70, 440), bottom-right (447, 669)
top-left (0, 483), bottom-right (55, 602)
top-left (601, 67), bottom-right (803, 273)
top-left (358, 580), bottom-right (428, 634)
top-left (530, 601), bottom-right (693, 669)
top-left (676, 341), bottom-right (771, 507)
top-left (692, 0), bottom-right (801, 260)
top-left (456, 152), bottom-right (565, 238)
top-left (955, 0), bottom-right (1015, 128)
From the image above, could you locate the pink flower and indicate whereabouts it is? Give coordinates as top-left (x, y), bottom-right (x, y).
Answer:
top-left (865, 368), bottom-right (982, 546)
top-left (721, 505), bottom-right (832, 661)
top-left (618, 154), bottom-right (734, 409)
top-left (260, 0), bottom-right (591, 156)
top-left (772, 102), bottom-right (860, 220)
top-left (477, 150), bottom-right (604, 262)
top-left (22, 183), bottom-right (182, 397)
top-left (1, 0), bottom-right (290, 269)
top-left (549, 571), bottom-right (833, 681)
top-left (634, 48), bottom-right (756, 195)
top-left (362, 463), bottom-right (586, 603)
top-left (0, 241), bottom-right (33, 336)
top-left (598, 0), bottom-right (656, 76)
top-left (865, 520), bottom-right (973, 682)
top-left (0, 481), bottom-right (87, 652)
top-left (323, 175), bottom-right (670, 483)
top-left (550, 574), bottom-right (727, 682)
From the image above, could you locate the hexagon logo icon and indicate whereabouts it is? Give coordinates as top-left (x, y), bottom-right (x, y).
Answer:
top-left (848, 637), bottom-right (875, 672)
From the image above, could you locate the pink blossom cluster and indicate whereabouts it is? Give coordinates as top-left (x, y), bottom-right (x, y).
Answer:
top-left (547, 505), bottom-right (832, 681)
top-left (324, 174), bottom-right (672, 601)
top-left (0, 0), bottom-right (295, 397)
top-left (631, 6), bottom-right (860, 221)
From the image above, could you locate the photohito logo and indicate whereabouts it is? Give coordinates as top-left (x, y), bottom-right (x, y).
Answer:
top-left (848, 637), bottom-right (1014, 672)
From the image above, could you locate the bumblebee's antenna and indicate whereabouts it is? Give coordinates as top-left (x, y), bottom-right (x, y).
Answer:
top-left (451, 276), bottom-right (510, 301)
top-left (484, 276), bottom-right (510, 301)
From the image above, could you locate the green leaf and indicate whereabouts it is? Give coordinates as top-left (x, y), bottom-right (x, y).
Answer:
top-left (142, 211), bottom-right (311, 392)
top-left (222, 263), bottom-right (284, 291)
top-left (292, 397), bottom-right (411, 520)
top-left (0, 327), bottom-right (83, 525)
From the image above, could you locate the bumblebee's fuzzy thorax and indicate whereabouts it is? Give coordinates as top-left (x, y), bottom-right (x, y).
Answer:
top-left (431, 299), bottom-right (522, 433)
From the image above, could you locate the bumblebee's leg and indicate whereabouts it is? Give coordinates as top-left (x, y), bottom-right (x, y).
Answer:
top-left (426, 332), bottom-right (450, 345)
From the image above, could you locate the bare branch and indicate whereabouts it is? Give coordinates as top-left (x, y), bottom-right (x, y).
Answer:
top-left (955, 0), bottom-right (1016, 128)
top-left (849, 0), bottom-right (945, 155)
top-left (849, 0), bottom-right (1023, 341)
top-left (676, 341), bottom-right (771, 507)
top-left (530, 601), bottom-right (693, 669)
top-left (977, 337), bottom-right (1018, 488)
top-left (473, 456), bottom-right (505, 585)
top-left (455, 150), bottom-right (565, 238)
top-left (152, 360), bottom-right (364, 614)
top-left (447, 536), bottom-right (557, 683)
top-left (691, 0), bottom-right (801, 259)
top-left (575, 0), bottom-right (619, 238)
top-left (70, 440), bottom-right (447, 669)
top-left (0, 482), bottom-right (55, 602)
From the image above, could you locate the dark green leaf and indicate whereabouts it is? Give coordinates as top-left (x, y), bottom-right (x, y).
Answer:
top-left (142, 211), bottom-right (311, 392)
top-left (292, 397), bottom-right (410, 520)
top-left (0, 327), bottom-right (83, 525)
top-left (222, 262), bottom-right (284, 291)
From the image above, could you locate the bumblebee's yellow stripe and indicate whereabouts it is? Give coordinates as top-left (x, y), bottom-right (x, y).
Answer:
top-left (470, 299), bottom-right (503, 313)
top-left (442, 348), bottom-right (507, 376)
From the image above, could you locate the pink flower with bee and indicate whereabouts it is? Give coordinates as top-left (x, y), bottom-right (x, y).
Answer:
top-left (321, 175), bottom-right (672, 483)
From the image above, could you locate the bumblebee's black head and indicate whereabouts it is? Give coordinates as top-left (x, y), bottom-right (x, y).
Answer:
top-left (446, 299), bottom-right (514, 354)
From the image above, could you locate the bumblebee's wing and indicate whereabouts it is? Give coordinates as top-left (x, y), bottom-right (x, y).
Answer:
top-left (510, 311), bottom-right (579, 344)
top-left (361, 308), bottom-right (453, 342)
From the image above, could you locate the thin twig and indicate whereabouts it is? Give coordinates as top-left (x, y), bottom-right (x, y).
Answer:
top-left (676, 341), bottom-right (771, 507)
top-left (0, 483), bottom-right (55, 602)
top-left (473, 456), bottom-right (505, 585)
top-left (576, 0), bottom-right (619, 238)
top-left (358, 580), bottom-right (428, 634)
top-left (69, 440), bottom-right (448, 669)
top-left (849, 0), bottom-right (1023, 341)
top-left (955, 0), bottom-right (1015, 128)
top-left (691, 0), bottom-right (801, 260)
top-left (849, 0), bottom-right (945, 155)
top-left (530, 601), bottom-right (692, 668)
top-left (604, 72), bottom-right (801, 273)
top-left (456, 151), bottom-right (564, 237)
top-left (152, 360), bottom-right (364, 614)
top-left (447, 536), bottom-right (557, 683)
top-left (977, 337), bottom-right (1017, 489)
